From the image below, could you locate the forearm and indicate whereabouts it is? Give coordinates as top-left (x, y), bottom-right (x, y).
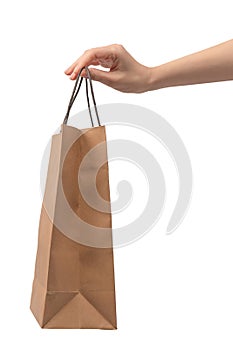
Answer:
top-left (149, 39), bottom-right (233, 90)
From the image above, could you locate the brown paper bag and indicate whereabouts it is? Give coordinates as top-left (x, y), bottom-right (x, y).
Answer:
top-left (30, 67), bottom-right (117, 329)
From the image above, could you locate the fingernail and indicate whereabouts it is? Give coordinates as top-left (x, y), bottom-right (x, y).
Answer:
top-left (70, 73), bottom-right (75, 80)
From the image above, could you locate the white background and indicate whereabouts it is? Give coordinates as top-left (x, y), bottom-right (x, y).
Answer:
top-left (0, 0), bottom-right (233, 348)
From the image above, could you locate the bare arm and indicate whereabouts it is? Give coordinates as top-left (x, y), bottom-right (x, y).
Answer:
top-left (65, 40), bottom-right (233, 93)
top-left (150, 39), bottom-right (233, 90)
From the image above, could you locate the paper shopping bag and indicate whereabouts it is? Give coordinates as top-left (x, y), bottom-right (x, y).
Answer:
top-left (30, 67), bottom-right (117, 329)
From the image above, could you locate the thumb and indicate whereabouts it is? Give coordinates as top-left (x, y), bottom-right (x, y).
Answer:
top-left (89, 68), bottom-right (112, 86)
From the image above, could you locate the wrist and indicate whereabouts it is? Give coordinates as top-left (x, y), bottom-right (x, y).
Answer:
top-left (147, 66), bottom-right (166, 91)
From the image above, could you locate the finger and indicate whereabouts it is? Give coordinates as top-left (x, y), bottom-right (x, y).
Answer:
top-left (69, 58), bottom-right (99, 80)
top-left (64, 60), bottom-right (79, 75)
top-left (66, 45), bottom-right (118, 79)
top-left (65, 58), bottom-right (99, 76)
top-left (65, 49), bottom-right (98, 75)
top-left (89, 68), bottom-right (114, 86)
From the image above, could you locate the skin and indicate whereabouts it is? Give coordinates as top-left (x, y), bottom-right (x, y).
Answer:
top-left (65, 40), bottom-right (233, 93)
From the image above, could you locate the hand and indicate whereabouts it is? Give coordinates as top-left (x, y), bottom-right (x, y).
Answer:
top-left (64, 44), bottom-right (151, 93)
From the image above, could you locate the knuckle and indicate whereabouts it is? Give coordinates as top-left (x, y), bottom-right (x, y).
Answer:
top-left (112, 43), bottom-right (124, 51)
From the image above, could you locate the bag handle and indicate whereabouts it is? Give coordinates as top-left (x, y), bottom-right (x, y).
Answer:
top-left (63, 66), bottom-right (101, 126)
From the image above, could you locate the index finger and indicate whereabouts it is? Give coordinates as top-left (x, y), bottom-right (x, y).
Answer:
top-left (64, 45), bottom-right (116, 80)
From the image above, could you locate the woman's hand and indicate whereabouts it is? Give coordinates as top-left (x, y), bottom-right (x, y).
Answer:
top-left (64, 44), bottom-right (151, 93)
top-left (65, 40), bottom-right (233, 93)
